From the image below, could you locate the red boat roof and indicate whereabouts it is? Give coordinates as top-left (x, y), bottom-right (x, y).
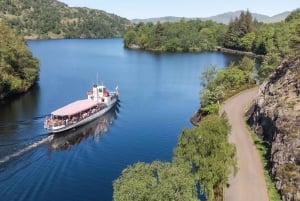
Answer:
top-left (51, 99), bottom-right (98, 116)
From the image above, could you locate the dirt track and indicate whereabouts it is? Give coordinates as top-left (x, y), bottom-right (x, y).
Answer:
top-left (223, 88), bottom-right (269, 201)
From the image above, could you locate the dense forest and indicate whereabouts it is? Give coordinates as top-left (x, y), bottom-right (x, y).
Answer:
top-left (0, 0), bottom-right (130, 39)
top-left (124, 20), bottom-right (227, 52)
top-left (0, 22), bottom-right (39, 100)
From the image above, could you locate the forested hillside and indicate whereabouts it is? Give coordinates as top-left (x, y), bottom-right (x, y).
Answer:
top-left (0, 0), bottom-right (130, 39)
top-left (0, 22), bottom-right (39, 100)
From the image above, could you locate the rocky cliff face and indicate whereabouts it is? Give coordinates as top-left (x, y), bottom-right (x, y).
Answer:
top-left (248, 57), bottom-right (300, 201)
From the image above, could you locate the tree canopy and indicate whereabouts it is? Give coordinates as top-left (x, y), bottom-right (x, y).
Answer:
top-left (124, 20), bottom-right (227, 52)
top-left (174, 115), bottom-right (237, 201)
top-left (0, 22), bottom-right (39, 100)
top-left (113, 161), bottom-right (198, 201)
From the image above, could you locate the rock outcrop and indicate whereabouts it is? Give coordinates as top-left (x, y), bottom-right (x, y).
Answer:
top-left (248, 57), bottom-right (300, 201)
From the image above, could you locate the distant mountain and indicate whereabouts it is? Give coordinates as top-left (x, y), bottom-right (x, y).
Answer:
top-left (131, 10), bottom-right (292, 24)
top-left (206, 10), bottom-right (291, 24)
top-left (263, 11), bottom-right (292, 23)
top-left (0, 0), bottom-right (131, 39)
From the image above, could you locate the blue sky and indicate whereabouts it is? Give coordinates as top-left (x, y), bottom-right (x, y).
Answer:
top-left (59, 0), bottom-right (299, 19)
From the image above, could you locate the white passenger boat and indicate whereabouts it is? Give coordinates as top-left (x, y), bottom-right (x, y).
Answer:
top-left (44, 84), bottom-right (119, 133)
top-left (48, 105), bottom-right (118, 151)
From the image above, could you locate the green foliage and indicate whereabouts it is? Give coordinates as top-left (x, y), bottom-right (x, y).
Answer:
top-left (292, 23), bottom-right (300, 54)
top-left (240, 32), bottom-right (255, 51)
top-left (0, 0), bottom-right (130, 39)
top-left (0, 22), bottom-right (39, 99)
top-left (124, 20), bottom-right (226, 52)
top-left (200, 65), bottom-right (225, 108)
top-left (174, 115), bottom-right (237, 201)
top-left (200, 87), bottom-right (224, 108)
top-left (285, 9), bottom-right (300, 22)
top-left (216, 67), bottom-right (248, 90)
top-left (200, 103), bottom-right (220, 115)
top-left (123, 30), bottom-right (137, 47)
top-left (224, 11), bottom-right (253, 50)
top-left (223, 10), bottom-right (298, 81)
top-left (200, 59), bottom-right (255, 108)
top-left (238, 56), bottom-right (256, 72)
top-left (258, 52), bottom-right (281, 79)
top-left (287, 9), bottom-right (300, 55)
top-left (113, 161), bottom-right (198, 201)
top-left (200, 65), bottom-right (218, 89)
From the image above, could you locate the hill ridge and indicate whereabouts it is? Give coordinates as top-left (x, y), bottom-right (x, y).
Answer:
top-left (0, 0), bottom-right (130, 39)
top-left (131, 10), bottom-right (294, 24)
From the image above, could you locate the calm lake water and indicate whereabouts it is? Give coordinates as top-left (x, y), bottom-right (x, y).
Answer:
top-left (0, 38), bottom-right (241, 201)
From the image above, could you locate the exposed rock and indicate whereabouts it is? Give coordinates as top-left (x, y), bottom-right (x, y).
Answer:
top-left (190, 108), bottom-right (203, 126)
top-left (248, 57), bottom-right (300, 201)
top-left (128, 44), bottom-right (141, 49)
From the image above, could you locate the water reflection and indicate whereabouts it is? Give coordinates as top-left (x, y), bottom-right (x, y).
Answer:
top-left (0, 84), bottom-right (41, 144)
top-left (48, 105), bottom-right (119, 151)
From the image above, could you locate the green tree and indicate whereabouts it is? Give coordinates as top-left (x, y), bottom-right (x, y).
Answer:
top-left (291, 23), bottom-right (300, 54)
top-left (224, 11), bottom-right (254, 50)
top-left (239, 10), bottom-right (253, 36)
top-left (224, 18), bottom-right (240, 49)
top-left (253, 25), bottom-right (275, 55)
top-left (123, 29), bottom-right (137, 47)
top-left (113, 161), bottom-right (198, 201)
top-left (200, 87), bottom-right (224, 114)
top-left (215, 67), bottom-right (248, 90)
top-left (199, 65), bottom-right (224, 111)
top-left (0, 22), bottom-right (39, 99)
top-left (200, 65), bottom-right (218, 89)
top-left (240, 32), bottom-right (255, 51)
top-left (258, 52), bottom-right (281, 79)
top-left (237, 56), bottom-right (255, 72)
top-left (174, 115), bottom-right (237, 201)
top-left (285, 8), bottom-right (300, 22)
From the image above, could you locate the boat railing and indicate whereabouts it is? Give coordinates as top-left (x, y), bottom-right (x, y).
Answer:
top-left (45, 103), bottom-right (108, 130)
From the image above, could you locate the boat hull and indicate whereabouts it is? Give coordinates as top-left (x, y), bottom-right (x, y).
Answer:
top-left (46, 99), bottom-right (117, 133)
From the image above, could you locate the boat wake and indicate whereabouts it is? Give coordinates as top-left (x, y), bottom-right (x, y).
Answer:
top-left (0, 114), bottom-right (52, 165)
top-left (0, 135), bottom-right (53, 165)
top-left (0, 105), bottom-right (120, 165)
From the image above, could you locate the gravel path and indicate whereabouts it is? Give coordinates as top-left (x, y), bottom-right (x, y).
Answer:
top-left (223, 88), bottom-right (269, 201)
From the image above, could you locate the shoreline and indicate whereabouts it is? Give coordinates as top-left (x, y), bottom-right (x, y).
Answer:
top-left (216, 46), bottom-right (264, 59)
top-left (126, 43), bottom-right (265, 59)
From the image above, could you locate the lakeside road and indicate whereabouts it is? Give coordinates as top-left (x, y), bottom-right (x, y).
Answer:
top-left (223, 88), bottom-right (269, 201)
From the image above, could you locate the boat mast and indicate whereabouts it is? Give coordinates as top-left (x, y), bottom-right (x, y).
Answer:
top-left (96, 72), bottom-right (99, 86)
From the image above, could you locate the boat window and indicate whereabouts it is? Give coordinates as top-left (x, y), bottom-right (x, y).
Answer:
top-left (99, 89), bottom-right (102, 92)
